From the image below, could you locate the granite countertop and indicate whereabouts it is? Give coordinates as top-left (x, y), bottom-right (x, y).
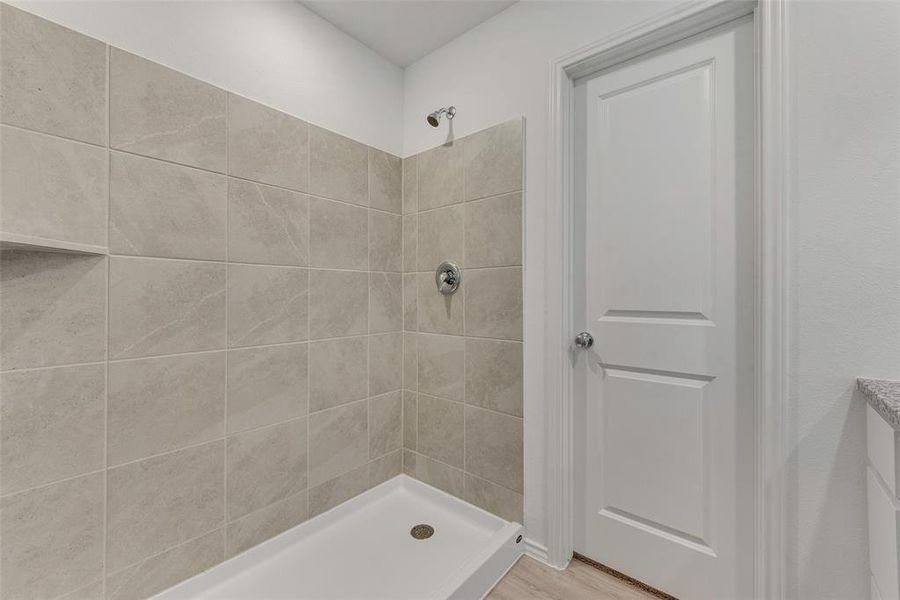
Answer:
top-left (857, 378), bottom-right (900, 431)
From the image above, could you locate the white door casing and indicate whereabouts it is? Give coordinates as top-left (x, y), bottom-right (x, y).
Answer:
top-left (575, 20), bottom-right (755, 600)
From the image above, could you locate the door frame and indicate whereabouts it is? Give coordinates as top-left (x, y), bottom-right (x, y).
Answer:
top-left (542, 1), bottom-right (789, 598)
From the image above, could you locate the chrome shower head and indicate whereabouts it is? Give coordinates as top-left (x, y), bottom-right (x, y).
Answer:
top-left (426, 106), bottom-right (456, 127)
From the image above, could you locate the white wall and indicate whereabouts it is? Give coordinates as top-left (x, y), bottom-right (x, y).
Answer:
top-left (11, 0), bottom-right (404, 155)
top-left (403, 1), bottom-right (900, 598)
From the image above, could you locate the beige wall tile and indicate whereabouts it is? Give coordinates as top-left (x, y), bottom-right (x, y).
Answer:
top-left (227, 264), bottom-right (309, 347)
top-left (110, 49), bottom-right (226, 172)
top-left (417, 394), bottom-right (464, 468)
top-left (308, 400), bottom-right (368, 487)
top-left (465, 192), bottom-right (522, 268)
top-left (402, 449), bottom-right (416, 477)
top-left (465, 338), bottom-right (523, 417)
top-left (465, 406), bottom-right (523, 493)
top-left (417, 142), bottom-right (462, 210)
top-left (106, 529), bottom-right (224, 600)
top-left (308, 269), bottom-right (367, 339)
top-left (369, 450), bottom-right (402, 486)
top-left (369, 332), bottom-right (402, 397)
top-left (308, 463), bottom-right (369, 518)
top-left (370, 272), bottom-right (402, 333)
top-left (308, 196), bottom-right (368, 270)
top-left (227, 94), bottom-right (308, 191)
top-left (1, 252), bottom-right (106, 370)
top-left (108, 352), bottom-right (225, 466)
top-left (463, 119), bottom-right (523, 201)
top-left (309, 337), bottom-right (367, 413)
top-left (416, 273), bottom-right (464, 335)
top-left (227, 179), bottom-right (309, 266)
top-left (227, 343), bottom-right (308, 435)
top-left (309, 125), bottom-right (367, 205)
top-left (402, 214), bottom-right (417, 273)
top-left (226, 491), bottom-right (307, 558)
top-left (109, 152), bottom-right (226, 260)
top-left (60, 580), bottom-right (104, 600)
top-left (0, 4), bottom-right (107, 145)
top-left (369, 148), bottom-right (401, 214)
top-left (402, 273), bottom-right (417, 332)
top-left (0, 364), bottom-right (104, 495)
top-left (106, 441), bottom-right (224, 572)
top-left (1, 126), bottom-right (107, 247)
top-left (412, 452), bottom-right (464, 499)
top-left (0, 473), bottom-right (103, 599)
top-left (226, 418), bottom-right (308, 520)
top-left (417, 333), bottom-right (464, 401)
top-left (464, 474), bottom-right (523, 523)
top-left (416, 204), bottom-right (464, 271)
top-left (464, 267), bottom-right (522, 340)
top-left (403, 391), bottom-right (417, 451)
top-left (403, 332), bottom-right (417, 391)
top-left (109, 257), bottom-right (225, 359)
top-left (369, 210), bottom-right (402, 272)
top-left (402, 155), bottom-right (417, 215)
top-left (369, 391), bottom-right (402, 458)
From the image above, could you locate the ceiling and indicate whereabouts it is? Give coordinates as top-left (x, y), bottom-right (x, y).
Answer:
top-left (301, 1), bottom-right (517, 67)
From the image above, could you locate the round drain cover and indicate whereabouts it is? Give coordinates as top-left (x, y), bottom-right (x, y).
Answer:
top-left (410, 524), bottom-right (434, 540)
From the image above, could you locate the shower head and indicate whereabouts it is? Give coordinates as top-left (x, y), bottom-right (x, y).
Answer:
top-left (426, 106), bottom-right (456, 127)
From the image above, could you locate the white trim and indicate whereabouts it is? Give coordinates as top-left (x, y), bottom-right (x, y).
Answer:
top-left (523, 537), bottom-right (557, 568)
top-left (542, 1), bottom-right (789, 597)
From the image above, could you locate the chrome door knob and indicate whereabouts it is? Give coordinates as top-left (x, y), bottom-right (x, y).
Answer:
top-left (574, 332), bottom-right (594, 349)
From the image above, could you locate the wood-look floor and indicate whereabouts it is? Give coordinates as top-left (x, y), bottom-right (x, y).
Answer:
top-left (487, 556), bottom-right (658, 600)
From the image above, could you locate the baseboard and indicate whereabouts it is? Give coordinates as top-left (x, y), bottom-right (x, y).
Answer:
top-left (523, 537), bottom-right (567, 570)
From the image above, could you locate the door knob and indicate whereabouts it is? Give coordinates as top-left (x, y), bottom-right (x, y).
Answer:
top-left (574, 332), bottom-right (594, 349)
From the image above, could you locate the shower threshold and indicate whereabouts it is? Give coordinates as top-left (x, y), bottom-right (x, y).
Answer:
top-left (154, 475), bottom-right (523, 599)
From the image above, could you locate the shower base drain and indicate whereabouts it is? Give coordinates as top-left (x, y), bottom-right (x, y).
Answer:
top-left (410, 524), bottom-right (434, 540)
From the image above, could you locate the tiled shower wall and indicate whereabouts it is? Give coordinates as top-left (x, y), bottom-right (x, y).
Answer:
top-left (400, 119), bottom-right (525, 523)
top-left (0, 5), bottom-right (403, 598)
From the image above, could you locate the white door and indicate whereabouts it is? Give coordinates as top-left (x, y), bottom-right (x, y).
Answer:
top-left (575, 20), bottom-right (755, 600)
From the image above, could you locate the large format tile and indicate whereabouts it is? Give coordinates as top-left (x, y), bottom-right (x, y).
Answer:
top-left (464, 267), bottom-right (523, 340)
top-left (308, 400), bottom-right (368, 487)
top-left (308, 269), bottom-right (367, 339)
top-left (402, 214), bottom-right (417, 273)
top-left (0, 4), bottom-right (107, 145)
top-left (109, 152), bottom-right (227, 259)
top-left (308, 196), bottom-right (368, 269)
top-left (108, 352), bottom-right (225, 465)
top-left (226, 491), bottom-right (307, 558)
top-left (370, 272), bottom-right (402, 333)
top-left (402, 332), bottom-right (417, 391)
top-left (402, 273), bottom-right (417, 332)
top-left (369, 332), bottom-right (402, 397)
top-left (0, 126), bottom-right (107, 248)
top-left (309, 337), bottom-right (368, 413)
top-left (465, 407), bottom-right (523, 493)
top-left (227, 264), bottom-right (308, 347)
top-left (0, 364), bottom-right (105, 495)
top-left (369, 450), bottom-right (402, 486)
top-left (227, 343), bottom-right (308, 434)
top-left (463, 119), bottom-right (523, 201)
top-left (369, 210), bottom-right (402, 272)
top-left (226, 418), bottom-right (308, 520)
top-left (369, 148), bottom-right (402, 214)
top-left (465, 338), bottom-right (523, 417)
top-left (464, 474), bottom-right (524, 524)
top-left (403, 391), bottom-right (417, 451)
top-left (308, 463), bottom-right (369, 518)
top-left (369, 391), bottom-right (402, 458)
top-left (465, 192), bottom-right (522, 268)
top-left (227, 94), bottom-right (308, 191)
top-left (402, 155), bottom-right (417, 215)
top-left (107, 441), bottom-right (224, 572)
top-left (309, 125), bottom-right (368, 205)
top-left (417, 142), bottom-right (463, 211)
top-left (416, 204), bottom-right (464, 271)
top-left (60, 580), bottom-right (104, 600)
top-left (0, 252), bottom-right (106, 370)
top-left (109, 257), bottom-right (226, 359)
top-left (416, 394), bottom-right (464, 468)
top-left (417, 334), bottom-right (464, 401)
top-left (0, 473), bottom-right (104, 599)
top-left (228, 179), bottom-right (309, 266)
top-left (110, 48), bottom-right (227, 172)
top-left (411, 452), bottom-right (464, 498)
top-left (106, 529), bottom-right (224, 600)
top-left (417, 273), bottom-right (464, 335)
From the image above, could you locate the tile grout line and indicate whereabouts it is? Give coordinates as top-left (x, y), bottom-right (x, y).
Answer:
top-left (223, 89), bottom-right (230, 551)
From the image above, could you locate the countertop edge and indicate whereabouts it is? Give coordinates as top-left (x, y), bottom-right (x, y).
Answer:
top-left (857, 377), bottom-right (900, 431)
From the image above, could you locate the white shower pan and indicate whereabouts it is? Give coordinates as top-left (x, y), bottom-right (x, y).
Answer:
top-left (154, 475), bottom-right (523, 599)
